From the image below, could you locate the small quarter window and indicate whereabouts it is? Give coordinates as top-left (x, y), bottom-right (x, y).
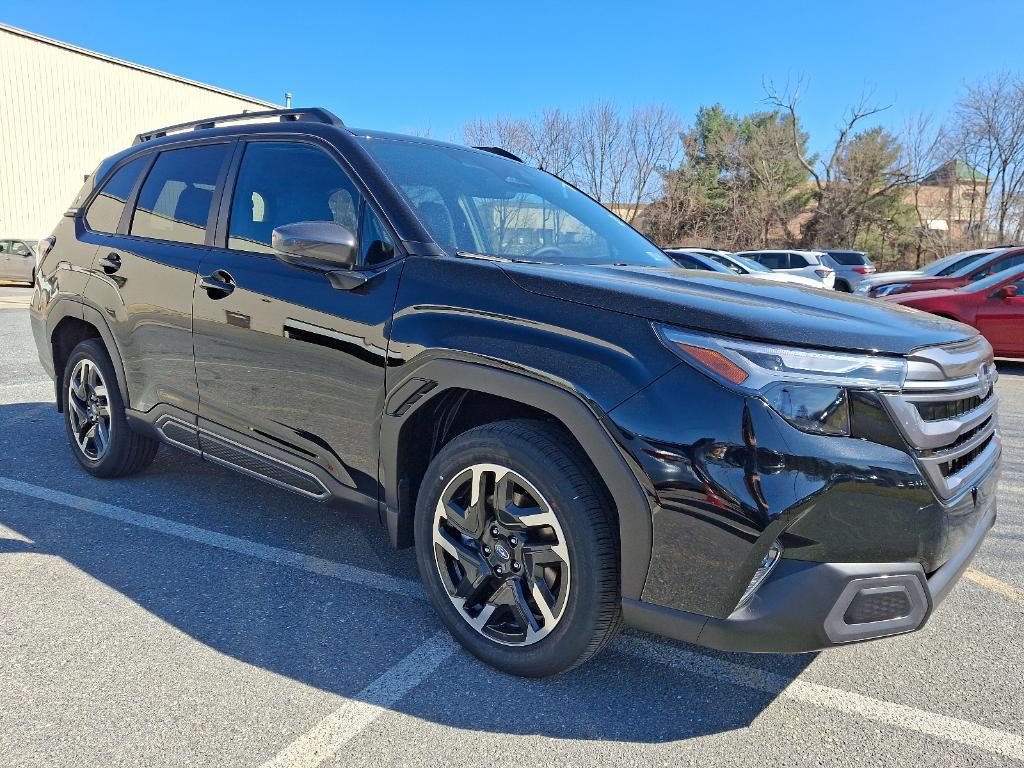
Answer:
top-left (360, 206), bottom-right (396, 266)
top-left (85, 156), bottom-right (148, 234)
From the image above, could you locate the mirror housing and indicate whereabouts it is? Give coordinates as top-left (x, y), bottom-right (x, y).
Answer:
top-left (272, 221), bottom-right (358, 271)
top-left (1000, 284), bottom-right (1019, 299)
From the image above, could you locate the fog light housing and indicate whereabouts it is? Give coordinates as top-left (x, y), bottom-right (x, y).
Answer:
top-left (736, 541), bottom-right (782, 610)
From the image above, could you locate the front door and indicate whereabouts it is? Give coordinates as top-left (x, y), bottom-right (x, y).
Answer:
top-left (976, 275), bottom-right (1024, 356)
top-left (192, 139), bottom-right (402, 501)
top-left (7, 240), bottom-right (35, 281)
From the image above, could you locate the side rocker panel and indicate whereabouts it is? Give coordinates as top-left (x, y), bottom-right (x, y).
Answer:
top-left (380, 358), bottom-right (655, 600)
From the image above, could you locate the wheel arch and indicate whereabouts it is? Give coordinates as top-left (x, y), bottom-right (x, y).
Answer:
top-left (380, 358), bottom-right (654, 600)
top-left (47, 300), bottom-right (129, 413)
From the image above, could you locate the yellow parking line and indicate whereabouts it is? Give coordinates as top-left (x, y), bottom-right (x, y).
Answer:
top-left (965, 568), bottom-right (1024, 605)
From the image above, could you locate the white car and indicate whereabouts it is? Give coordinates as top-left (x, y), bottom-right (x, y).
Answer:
top-left (737, 249), bottom-right (836, 289)
top-left (684, 248), bottom-right (824, 288)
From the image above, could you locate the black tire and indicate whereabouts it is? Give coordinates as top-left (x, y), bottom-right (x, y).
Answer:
top-left (836, 280), bottom-right (852, 292)
top-left (415, 419), bottom-right (621, 677)
top-left (62, 338), bottom-right (158, 478)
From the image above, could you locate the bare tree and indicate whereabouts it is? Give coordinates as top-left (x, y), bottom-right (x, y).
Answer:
top-left (948, 72), bottom-right (1024, 242)
top-left (764, 79), bottom-right (917, 248)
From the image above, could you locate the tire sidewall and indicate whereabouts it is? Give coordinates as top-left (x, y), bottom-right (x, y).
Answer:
top-left (415, 426), bottom-right (613, 677)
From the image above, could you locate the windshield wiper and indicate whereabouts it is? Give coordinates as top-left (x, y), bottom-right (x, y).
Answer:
top-left (456, 250), bottom-right (514, 263)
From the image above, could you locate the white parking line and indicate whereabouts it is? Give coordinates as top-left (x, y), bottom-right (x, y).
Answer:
top-left (620, 636), bottom-right (1024, 760)
top-left (0, 476), bottom-right (425, 601)
top-left (259, 631), bottom-right (456, 768)
top-left (1, 475), bottom-right (1022, 761)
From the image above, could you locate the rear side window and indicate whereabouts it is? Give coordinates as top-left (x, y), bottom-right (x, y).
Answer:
top-left (85, 156), bottom-right (148, 234)
top-left (756, 252), bottom-right (788, 269)
top-left (228, 142), bottom-right (361, 255)
top-left (130, 144), bottom-right (230, 245)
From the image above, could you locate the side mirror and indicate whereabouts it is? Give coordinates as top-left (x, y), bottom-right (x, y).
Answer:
top-left (272, 221), bottom-right (358, 271)
top-left (1000, 284), bottom-right (1019, 299)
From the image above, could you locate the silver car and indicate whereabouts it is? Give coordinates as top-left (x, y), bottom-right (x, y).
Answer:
top-left (0, 239), bottom-right (37, 284)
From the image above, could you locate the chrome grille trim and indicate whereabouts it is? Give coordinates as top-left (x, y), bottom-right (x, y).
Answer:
top-left (881, 336), bottom-right (1001, 501)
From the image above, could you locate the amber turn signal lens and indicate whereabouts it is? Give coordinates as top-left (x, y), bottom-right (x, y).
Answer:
top-left (675, 343), bottom-right (749, 385)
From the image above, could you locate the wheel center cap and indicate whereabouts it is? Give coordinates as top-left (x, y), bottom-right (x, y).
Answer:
top-left (493, 542), bottom-right (511, 561)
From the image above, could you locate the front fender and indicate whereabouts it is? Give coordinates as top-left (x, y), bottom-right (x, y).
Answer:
top-left (379, 357), bottom-right (656, 600)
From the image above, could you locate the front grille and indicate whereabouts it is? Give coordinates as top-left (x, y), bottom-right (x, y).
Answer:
top-left (914, 392), bottom-right (989, 422)
top-left (881, 337), bottom-right (1001, 500)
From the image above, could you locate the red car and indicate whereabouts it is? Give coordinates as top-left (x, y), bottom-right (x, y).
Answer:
top-left (863, 246), bottom-right (1024, 298)
top-left (884, 266), bottom-right (1024, 357)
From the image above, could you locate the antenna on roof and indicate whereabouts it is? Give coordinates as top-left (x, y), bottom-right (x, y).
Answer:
top-left (284, 92), bottom-right (293, 108)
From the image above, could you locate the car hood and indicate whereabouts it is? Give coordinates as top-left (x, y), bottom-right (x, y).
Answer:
top-left (500, 263), bottom-right (974, 355)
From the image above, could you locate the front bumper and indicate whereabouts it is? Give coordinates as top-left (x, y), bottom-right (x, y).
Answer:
top-left (624, 488), bottom-right (996, 653)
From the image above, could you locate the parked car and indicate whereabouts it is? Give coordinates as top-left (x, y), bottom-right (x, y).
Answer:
top-left (31, 108), bottom-right (1000, 677)
top-left (0, 238), bottom-right (38, 284)
top-left (856, 247), bottom-right (1024, 299)
top-left (818, 249), bottom-right (876, 292)
top-left (854, 247), bottom-right (1001, 297)
top-left (681, 248), bottom-right (822, 288)
top-left (883, 266), bottom-right (1024, 357)
top-left (662, 249), bottom-right (735, 274)
top-left (737, 249), bottom-right (836, 289)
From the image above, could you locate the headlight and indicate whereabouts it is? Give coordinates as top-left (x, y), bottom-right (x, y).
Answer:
top-left (874, 282), bottom-right (911, 297)
top-left (655, 325), bottom-right (907, 435)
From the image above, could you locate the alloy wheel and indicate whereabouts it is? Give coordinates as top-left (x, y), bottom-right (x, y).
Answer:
top-left (432, 463), bottom-right (571, 646)
top-left (67, 358), bottom-right (111, 460)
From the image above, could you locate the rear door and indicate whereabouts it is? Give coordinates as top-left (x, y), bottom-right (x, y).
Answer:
top-left (84, 141), bottom-right (233, 428)
top-left (192, 137), bottom-right (404, 503)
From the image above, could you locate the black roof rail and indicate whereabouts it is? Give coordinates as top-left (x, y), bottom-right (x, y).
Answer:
top-left (473, 146), bottom-right (524, 163)
top-left (133, 107), bottom-right (345, 145)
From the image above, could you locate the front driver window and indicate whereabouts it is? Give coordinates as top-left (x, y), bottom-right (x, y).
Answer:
top-left (228, 142), bottom-right (361, 255)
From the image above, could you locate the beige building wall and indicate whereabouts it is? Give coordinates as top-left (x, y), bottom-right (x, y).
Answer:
top-left (0, 23), bottom-right (276, 238)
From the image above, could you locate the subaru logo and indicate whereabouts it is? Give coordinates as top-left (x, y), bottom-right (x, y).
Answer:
top-left (978, 362), bottom-right (994, 398)
top-left (494, 543), bottom-right (511, 561)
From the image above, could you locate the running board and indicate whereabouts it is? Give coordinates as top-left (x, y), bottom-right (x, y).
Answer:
top-left (154, 415), bottom-right (331, 500)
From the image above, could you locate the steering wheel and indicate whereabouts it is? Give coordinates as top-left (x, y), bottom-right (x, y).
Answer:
top-left (524, 245), bottom-right (565, 261)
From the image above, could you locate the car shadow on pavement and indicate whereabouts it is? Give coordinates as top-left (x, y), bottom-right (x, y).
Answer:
top-left (0, 400), bottom-right (817, 744)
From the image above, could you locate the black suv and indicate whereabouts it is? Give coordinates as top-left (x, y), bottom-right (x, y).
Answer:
top-left (31, 109), bottom-right (1001, 677)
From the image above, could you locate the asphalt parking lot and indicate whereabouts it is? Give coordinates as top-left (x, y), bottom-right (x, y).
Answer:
top-left (1, 281), bottom-right (1022, 767)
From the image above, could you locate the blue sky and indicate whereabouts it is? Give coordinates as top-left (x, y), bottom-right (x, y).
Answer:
top-left (4, 1), bottom-right (1023, 155)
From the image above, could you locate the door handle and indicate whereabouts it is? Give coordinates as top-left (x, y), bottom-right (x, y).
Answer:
top-left (199, 270), bottom-right (235, 298)
top-left (98, 252), bottom-right (121, 274)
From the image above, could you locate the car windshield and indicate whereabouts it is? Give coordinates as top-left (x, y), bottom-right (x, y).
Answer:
top-left (729, 254), bottom-right (771, 272)
top-left (951, 250), bottom-right (1009, 278)
top-left (924, 249), bottom-right (993, 276)
top-left (363, 138), bottom-right (673, 267)
top-left (827, 251), bottom-right (869, 266)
